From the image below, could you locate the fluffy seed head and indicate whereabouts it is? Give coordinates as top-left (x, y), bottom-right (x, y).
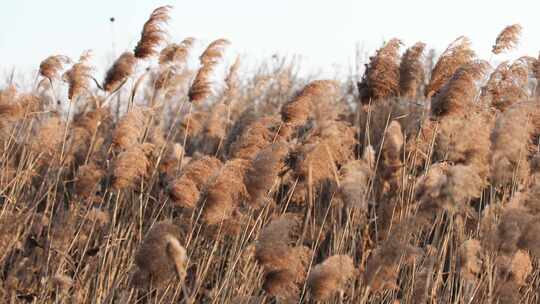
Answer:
top-left (307, 255), bottom-right (356, 301)
top-left (492, 24), bottom-right (522, 55)
top-left (159, 37), bottom-right (195, 65)
top-left (169, 156), bottom-right (222, 209)
top-left (281, 80), bottom-right (339, 127)
top-left (399, 42), bottom-right (426, 99)
top-left (426, 36), bottom-right (475, 98)
top-left (358, 38), bottom-right (402, 103)
top-left (133, 222), bottom-right (186, 288)
top-left (39, 55), bottom-right (70, 80)
top-left (103, 52), bottom-right (137, 92)
top-left (134, 6), bottom-right (172, 59)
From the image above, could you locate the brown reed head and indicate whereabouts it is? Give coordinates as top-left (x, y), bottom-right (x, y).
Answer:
top-left (134, 6), bottom-right (172, 59)
top-left (493, 24), bottom-right (522, 54)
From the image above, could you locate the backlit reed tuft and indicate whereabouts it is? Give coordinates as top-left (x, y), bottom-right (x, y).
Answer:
top-left (103, 52), bottom-right (137, 92)
top-left (426, 36), bottom-right (475, 98)
top-left (39, 55), bottom-right (70, 80)
top-left (399, 42), bottom-right (426, 99)
top-left (159, 37), bottom-right (195, 65)
top-left (63, 51), bottom-right (93, 101)
top-left (492, 24), bottom-right (522, 55)
top-left (358, 38), bottom-right (402, 103)
top-left (188, 39), bottom-right (231, 102)
top-left (133, 5), bottom-right (172, 59)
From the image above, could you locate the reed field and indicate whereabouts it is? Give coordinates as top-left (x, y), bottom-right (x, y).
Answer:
top-left (1, 6), bottom-right (540, 303)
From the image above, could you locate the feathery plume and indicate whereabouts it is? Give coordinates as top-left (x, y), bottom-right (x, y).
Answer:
top-left (281, 80), bottom-right (339, 127)
top-left (133, 222), bottom-right (187, 288)
top-left (255, 215), bottom-right (311, 302)
top-left (364, 234), bottom-right (422, 293)
top-left (134, 6), bottom-right (172, 59)
top-left (224, 56), bottom-right (241, 102)
top-left (112, 143), bottom-right (153, 190)
top-left (188, 39), bottom-right (231, 102)
top-left (75, 163), bottom-right (105, 199)
top-left (39, 55), bottom-right (70, 80)
top-left (63, 51), bottom-right (93, 100)
top-left (307, 255), bottom-right (356, 301)
top-left (426, 36), bottom-right (475, 98)
top-left (199, 38), bottom-right (231, 64)
top-left (244, 141), bottom-right (289, 207)
top-left (112, 107), bottom-right (147, 150)
top-left (201, 158), bottom-right (249, 225)
top-left (492, 24), bottom-right (522, 55)
top-left (159, 37), bottom-right (195, 65)
top-left (293, 121), bottom-right (356, 194)
top-left (339, 146), bottom-right (374, 210)
top-left (358, 38), bottom-right (402, 103)
top-left (200, 103), bottom-right (228, 155)
top-left (415, 164), bottom-right (484, 222)
top-left (435, 110), bottom-right (492, 179)
top-left (490, 102), bottom-right (539, 186)
top-left (380, 121), bottom-right (404, 189)
top-left (458, 239), bottom-right (483, 281)
top-left (103, 52), bottom-right (137, 92)
top-left (229, 115), bottom-right (281, 160)
top-left (509, 250), bottom-right (532, 286)
top-left (431, 60), bottom-right (488, 118)
top-left (481, 61), bottom-right (529, 111)
top-left (399, 42), bottom-right (426, 99)
top-left (168, 156), bottom-right (222, 209)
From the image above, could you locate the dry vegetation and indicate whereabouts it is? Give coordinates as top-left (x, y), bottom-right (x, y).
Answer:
top-left (1, 7), bottom-right (539, 303)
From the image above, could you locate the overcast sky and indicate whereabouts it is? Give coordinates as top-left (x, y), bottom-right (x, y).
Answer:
top-left (1, 0), bottom-right (539, 78)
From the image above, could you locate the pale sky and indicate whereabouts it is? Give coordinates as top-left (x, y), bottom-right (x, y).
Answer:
top-left (1, 0), bottom-right (539, 79)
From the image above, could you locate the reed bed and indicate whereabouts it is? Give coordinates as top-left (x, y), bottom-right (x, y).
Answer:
top-left (1, 10), bottom-right (540, 303)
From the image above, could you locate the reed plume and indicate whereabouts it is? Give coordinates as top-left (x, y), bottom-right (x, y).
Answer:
top-left (112, 143), bottom-right (153, 190)
top-left (169, 155), bottom-right (222, 209)
top-left (229, 115), bottom-right (281, 160)
top-left (244, 141), bottom-right (289, 207)
top-left (358, 38), bottom-right (402, 103)
top-left (399, 42), bottom-right (426, 99)
top-left (74, 163), bottom-right (104, 199)
top-left (380, 121), bottom-right (404, 189)
top-left (188, 39), bottom-right (231, 102)
top-left (492, 24), bottom-right (522, 55)
top-left (481, 61), bottom-right (529, 111)
top-left (63, 51), bottom-right (93, 101)
top-left (364, 233), bottom-right (422, 293)
top-left (103, 52), bottom-right (137, 92)
top-left (133, 221), bottom-right (187, 288)
top-left (435, 110), bottom-right (492, 179)
top-left (307, 255), bottom-right (356, 301)
top-left (39, 55), bottom-right (70, 80)
top-left (426, 36), bottom-right (475, 98)
top-left (159, 37), bottom-right (195, 65)
top-left (292, 121), bottom-right (356, 200)
top-left (339, 146), bottom-right (374, 210)
top-left (458, 239), bottom-right (483, 281)
top-left (415, 163), bottom-right (484, 222)
top-left (431, 60), bottom-right (488, 118)
top-left (281, 80), bottom-right (339, 127)
top-left (490, 101), bottom-right (538, 186)
top-left (255, 215), bottom-right (311, 302)
top-left (201, 158), bottom-right (249, 225)
top-left (112, 107), bottom-right (147, 150)
top-left (133, 6), bottom-right (172, 59)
